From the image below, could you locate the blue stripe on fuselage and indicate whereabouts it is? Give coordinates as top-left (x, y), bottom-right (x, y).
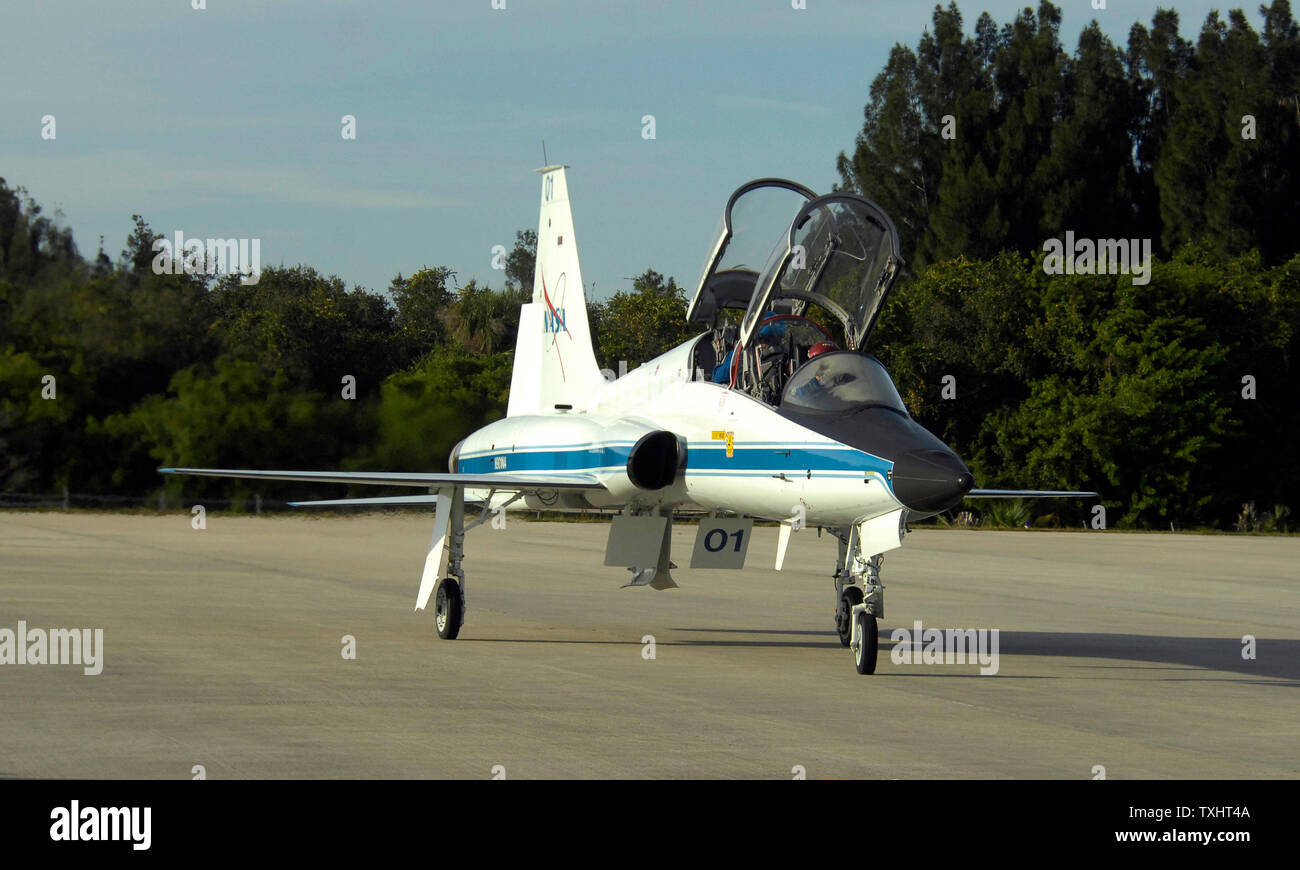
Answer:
top-left (457, 442), bottom-right (892, 479)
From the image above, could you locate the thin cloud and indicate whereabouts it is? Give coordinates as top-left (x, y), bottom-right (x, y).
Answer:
top-left (713, 94), bottom-right (831, 118)
top-left (4, 151), bottom-right (464, 211)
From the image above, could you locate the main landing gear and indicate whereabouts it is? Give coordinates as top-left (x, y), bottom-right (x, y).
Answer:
top-left (833, 526), bottom-right (885, 675)
top-left (434, 577), bottom-right (463, 640)
top-left (434, 494), bottom-right (468, 641)
top-left (420, 487), bottom-right (523, 642)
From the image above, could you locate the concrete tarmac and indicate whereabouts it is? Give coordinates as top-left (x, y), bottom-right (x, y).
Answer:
top-left (1, 510), bottom-right (1296, 779)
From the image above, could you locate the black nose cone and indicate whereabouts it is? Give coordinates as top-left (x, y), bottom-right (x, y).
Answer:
top-left (891, 449), bottom-right (974, 513)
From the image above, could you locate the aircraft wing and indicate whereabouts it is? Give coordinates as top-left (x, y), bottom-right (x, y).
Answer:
top-left (287, 495), bottom-right (484, 508)
top-left (158, 467), bottom-right (605, 493)
top-left (965, 489), bottom-right (1098, 498)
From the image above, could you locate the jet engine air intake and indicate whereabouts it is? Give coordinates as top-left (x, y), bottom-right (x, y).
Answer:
top-left (627, 430), bottom-right (685, 490)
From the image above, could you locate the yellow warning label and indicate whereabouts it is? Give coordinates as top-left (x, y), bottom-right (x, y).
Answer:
top-left (726, 432), bottom-right (734, 458)
top-left (711, 430), bottom-right (727, 440)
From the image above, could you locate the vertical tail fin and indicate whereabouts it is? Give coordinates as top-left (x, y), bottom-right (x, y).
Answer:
top-left (507, 165), bottom-right (606, 416)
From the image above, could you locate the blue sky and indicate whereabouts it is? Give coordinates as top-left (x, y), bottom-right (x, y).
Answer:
top-left (3, 0), bottom-right (1229, 302)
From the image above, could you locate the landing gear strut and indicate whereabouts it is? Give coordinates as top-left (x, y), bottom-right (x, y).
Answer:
top-left (832, 525), bottom-right (885, 675)
top-left (435, 491), bottom-right (467, 641)
top-left (418, 487), bottom-right (525, 640)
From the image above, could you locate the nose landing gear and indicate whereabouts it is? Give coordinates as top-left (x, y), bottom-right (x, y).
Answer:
top-left (833, 529), bottom-right (885, 675)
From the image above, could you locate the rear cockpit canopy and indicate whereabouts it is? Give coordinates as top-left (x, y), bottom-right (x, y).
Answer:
top-left (688, 179), bottom-right (817, 326)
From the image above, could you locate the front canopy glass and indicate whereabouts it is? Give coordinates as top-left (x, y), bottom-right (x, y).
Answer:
top-left (780, 351), bottom-right (908, 415)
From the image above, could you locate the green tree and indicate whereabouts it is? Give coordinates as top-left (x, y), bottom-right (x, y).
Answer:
top-left (0, 179), bottom-right (79, 283)
top-left (212, 265), bottom-right (398, 395)
top-left (1126, 8), bottom-right (1194, 247)
top-left (840, 2), bottom-right (1300, 267)
top-left (354, 351), bottom-right (513, 474)
top-left (96, 355), bottom-right (369, 501)
top-left (1036, 21), bottom-right (1143, 241)
top-left (0, 348), bottom-right (78, 491)
top-left (443, 280), bottom-right (529, 356)
top-left (916, 5), bottom-right (1004, 265)
top-left (836, 42), bottom-right (934, 262)
top-left (589, 270), bottom-right (700, 372)
top-left (505, 229), bottom-right (537, 292)
top-left (389, 266), bottom-right (455, 363)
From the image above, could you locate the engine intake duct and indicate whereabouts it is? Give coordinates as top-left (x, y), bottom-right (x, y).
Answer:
top-left (627, 430), bottom-right (686, 490)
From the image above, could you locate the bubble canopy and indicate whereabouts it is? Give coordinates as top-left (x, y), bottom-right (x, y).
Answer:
top-left (689, 180), bottom-right (904, 352)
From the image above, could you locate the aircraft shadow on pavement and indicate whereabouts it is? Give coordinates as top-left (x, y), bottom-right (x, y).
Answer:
top-left (677, 628), bottom-right (1299, 682)
top-left (465, 634), bottom-right (834, 650)
top-left (989, 631), bottom-right (1300, 684)
top-left (469, 629), bottom-right (1297, 682)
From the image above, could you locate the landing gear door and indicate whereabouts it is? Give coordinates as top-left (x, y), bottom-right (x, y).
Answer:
top-left (689, 517), bottom-right (754, 569)
top-left (605, 515), bottom-right (669, 567)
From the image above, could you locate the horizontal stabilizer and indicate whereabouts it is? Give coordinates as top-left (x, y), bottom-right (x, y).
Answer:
top-left (159, 467), bottom-right (606, 492)
top-left (966, 489), bottom-right (1099, 498)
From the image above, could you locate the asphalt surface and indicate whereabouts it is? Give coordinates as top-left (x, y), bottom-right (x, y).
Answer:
top-left (1, 510), bottom-right (1296, 779)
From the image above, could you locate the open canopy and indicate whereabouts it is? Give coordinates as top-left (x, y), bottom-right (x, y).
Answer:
top-left (688, 179), bottom-right (817, 326)
top-left (689, 179), bottom-right (905, 350)
top-left (740, 193), bottom-right (903, 351)
top-left (690, 178), bottom-right (907, 407)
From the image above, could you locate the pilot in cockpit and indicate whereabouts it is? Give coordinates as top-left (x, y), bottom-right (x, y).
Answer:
top-left (712, 313), bottom-right (789, 384)
top-left (789, 340), bottom-right (841, 402)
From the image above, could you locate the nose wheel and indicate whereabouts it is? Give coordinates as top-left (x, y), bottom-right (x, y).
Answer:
top-left (851, 609), bottom-right (878, 675)
top-left (835, 586), bottom-right (864, 647)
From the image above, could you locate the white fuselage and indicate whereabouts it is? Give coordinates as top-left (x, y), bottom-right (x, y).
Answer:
top-left (457, 335), bottom-right (902, 526)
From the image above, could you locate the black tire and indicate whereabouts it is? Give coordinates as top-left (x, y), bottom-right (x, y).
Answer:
top-left (434, 578), bottom-right (463, 640)
top-left (836, 586), bottom-right (864, 647)
top-left (853, 610), bottom-right (878, 675)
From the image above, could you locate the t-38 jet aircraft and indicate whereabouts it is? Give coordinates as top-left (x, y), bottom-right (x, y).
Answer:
top-left (162, 167), bottom-right (1095, 674)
